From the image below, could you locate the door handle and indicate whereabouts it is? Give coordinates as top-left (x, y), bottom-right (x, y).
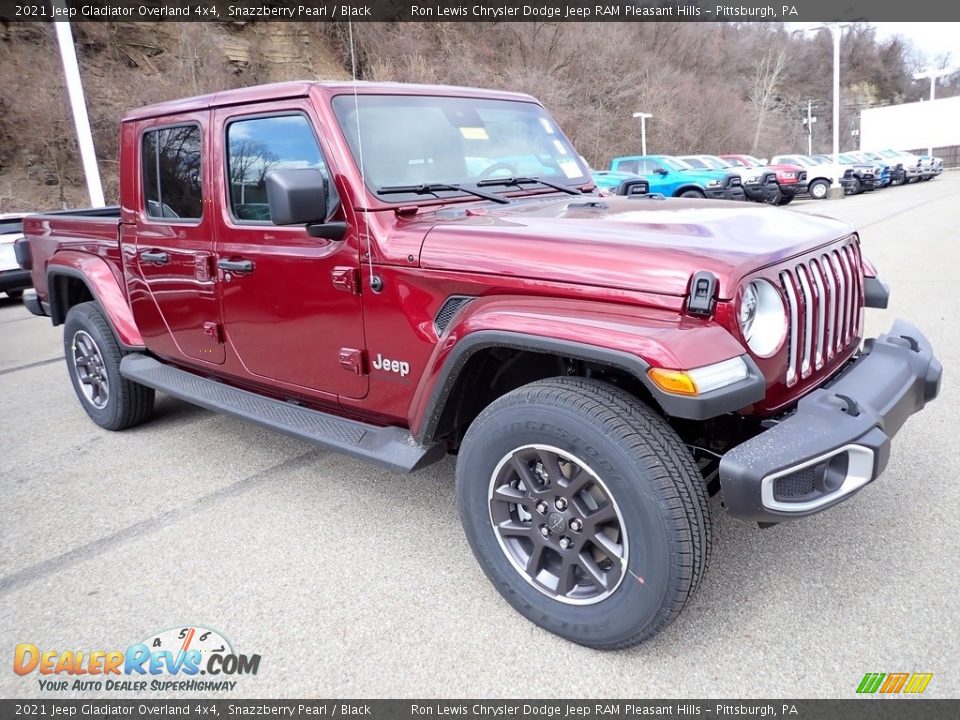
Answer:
top-left (217, 258), bottom-right (254, 273)
top-left (140, 250), bottom-right (169, 264)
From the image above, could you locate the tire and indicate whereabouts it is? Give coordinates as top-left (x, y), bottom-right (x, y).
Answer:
top-left (64, 302), bottom-right (155, 431)
top-left (776, 194), bottom-right (794, 206)
top-left (764, 186), bottom-right (782, 205)
top-left (847, 177), bottom-right (862, 195)
top-left (808, 179), bottom-right (829, 200)
top-left (5, 289), bottom-right (24, 299)
top-left (679, 189), bottom-right (705, 199)
top-left (456, 376), bottom-right (712, 649)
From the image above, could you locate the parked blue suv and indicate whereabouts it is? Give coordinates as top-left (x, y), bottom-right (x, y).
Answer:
top-left (609, 155), bottom-right (746, 200)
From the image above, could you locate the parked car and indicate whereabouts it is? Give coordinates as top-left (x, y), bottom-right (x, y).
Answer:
top-left (719, 154), bottom-right (809, 205)
top-left (917, 154), bottom-right (943, 179)
top-left (610, 155), bottom-right (746, 200)
top-left (842, 152), bottom-right (891, 187)
top-left (17, 80), bottom-right (941, 649)
top-left (591, 169), bottom-right (651, 196)
top-left (678, 154), bottom-right (778, 204)
top-left (874, 149), bottom-right (925, 184)
top-left (769, 154), bottom-right (856, 199)
top-left (0, 214), bottom-right (32, 300)
top-left (810, 154), bottom-right (878, 194)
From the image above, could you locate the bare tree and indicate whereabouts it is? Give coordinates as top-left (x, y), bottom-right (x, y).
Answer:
top-left (748, 49), bottom-right (788, 156)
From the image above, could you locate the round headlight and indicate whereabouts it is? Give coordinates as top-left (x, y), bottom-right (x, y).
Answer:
top-left (739, 280), bottom-right (786, 356)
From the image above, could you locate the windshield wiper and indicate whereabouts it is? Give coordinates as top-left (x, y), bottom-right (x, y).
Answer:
top-left (476, 176), bottom-right (582, 195)
top-left (376, 183), bottom-right (511, 205)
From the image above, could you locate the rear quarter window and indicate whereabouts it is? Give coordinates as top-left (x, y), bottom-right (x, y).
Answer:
top-left (142, 125), bottom-right (203, 220)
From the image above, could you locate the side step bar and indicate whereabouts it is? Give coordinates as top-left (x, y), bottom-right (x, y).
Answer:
top-left (119, 354), bottom-right (445, 473)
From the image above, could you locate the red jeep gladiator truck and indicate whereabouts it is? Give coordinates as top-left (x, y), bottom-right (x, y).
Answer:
top-left (16, 81), bottom-right (941, 649)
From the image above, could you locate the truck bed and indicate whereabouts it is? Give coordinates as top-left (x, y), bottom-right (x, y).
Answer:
top-left (21, 206), bottom-right (124, 308)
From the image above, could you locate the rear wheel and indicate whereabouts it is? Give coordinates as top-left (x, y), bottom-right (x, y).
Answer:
top-left (679, 189), bottom-right (705, 199)
top-left (808, 179), bottom-right (829, 200)
top-left (64, 302), bottom-right (155, 431)
top-left (456, 377), bottom-right (711, 648)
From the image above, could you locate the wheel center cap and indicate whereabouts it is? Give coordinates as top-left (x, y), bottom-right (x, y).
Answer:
top-left (546, 512), bottom-right (566, 535)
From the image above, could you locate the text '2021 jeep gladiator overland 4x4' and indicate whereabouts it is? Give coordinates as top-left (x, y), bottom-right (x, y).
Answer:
top-left (17, 82), bottom-right (941, 649)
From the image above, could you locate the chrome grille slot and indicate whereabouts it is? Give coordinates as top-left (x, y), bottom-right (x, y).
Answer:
top-left (777, 238), bottom-right (863, 387)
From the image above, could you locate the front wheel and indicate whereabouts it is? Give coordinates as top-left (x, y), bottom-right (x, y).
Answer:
top-left (456, 377), bottom-right (712, 648)
top-left (808, 179), bottom-right (830, 199)
top-left (5, 289), bottom-right (24, 299)
top-left (679, 189), bottom-right (705, 199)
top-left (64, 302), bottom-right (155, 431)
top-left (776, 194), bottom-right (794, 206)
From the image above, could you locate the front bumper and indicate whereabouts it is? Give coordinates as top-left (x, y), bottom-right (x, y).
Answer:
top-left (743, 181), bottom-right (780, 203)
top-left (0, 268), bottom-right (32, 293)
top-left (779, 181), bottom-right (809, 197)
top-left (706, 185), bottom-right (747, 201)
top-left (719, 320), bottom-right (941, 523)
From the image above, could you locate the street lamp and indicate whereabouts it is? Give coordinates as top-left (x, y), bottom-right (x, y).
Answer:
top-left (794, 23), bottom-right (850, 199)
top-left (633, 112), bottom-right (652, 156)
top-left (913, 67), bottom-right (955, 156)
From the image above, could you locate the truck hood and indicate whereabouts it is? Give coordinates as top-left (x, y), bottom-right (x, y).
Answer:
top-left (418, 195), bottom-right (853, 299)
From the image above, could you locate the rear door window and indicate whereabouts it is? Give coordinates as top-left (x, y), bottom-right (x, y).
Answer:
top-left (142, 125), bottom-right (203, 220)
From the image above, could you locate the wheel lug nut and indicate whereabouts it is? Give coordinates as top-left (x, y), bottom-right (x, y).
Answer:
top-left (539, 525), bottom-right (550, 537)
top-left (555, 498), bottom-right (567, 511)
top-left (569, 519), bottom-right (582, 532)
top-left (559, 536), bottom-right (572, 549)
top-left (536, 501), bottom-right (548, 514)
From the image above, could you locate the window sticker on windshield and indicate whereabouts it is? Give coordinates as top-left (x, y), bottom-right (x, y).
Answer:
top-left (539, 118), bottom-right (555, 135)
top-left (557, 158), bottom-right (581, 179)
top-left (460, 127), bottom-right (489, 140)
top-left (552, 139), bottom-right (568, 155)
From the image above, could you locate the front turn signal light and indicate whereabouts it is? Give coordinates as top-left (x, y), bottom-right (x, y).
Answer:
top-left (648, 368), bottom-right (698, 395)
top-left (648, 357), bottom-right (749, 396)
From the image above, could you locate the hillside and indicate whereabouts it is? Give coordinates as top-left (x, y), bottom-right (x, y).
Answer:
top-left (0, 20), bottom-right (948, 213)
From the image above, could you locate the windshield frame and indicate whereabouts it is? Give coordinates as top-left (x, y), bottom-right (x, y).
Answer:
top-left (330, 93), bottom-right (591, 205)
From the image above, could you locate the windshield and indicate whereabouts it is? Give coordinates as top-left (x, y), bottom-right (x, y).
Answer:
top-left (703, 156), bottom-right (733, 169)
top-left (681, 157), bottom-right (709, 169)
top-left (332, 94), bottom-right (589, 201)
top-left (745, 156), bottom-right (763, 166)
top-left (880, 150), bottom-right (900, 158)
top-left (660, 157), bottom-right (694, 171)
top-left (803, 156), bottom-right (828, 165)
top-left (724, 158), bottom-right (747, 167)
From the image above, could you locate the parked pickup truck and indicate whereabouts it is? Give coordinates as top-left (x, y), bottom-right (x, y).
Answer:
top-left (719, 154), bottom-right (809, 206)
top-left (609, 155), bottom-right (746, 200)
top-left (678, 154), bottom-right (778, 204)
top-left (770, 154), bottom-right (856, 199)
top-left (16, 81), bottom-right (941, 649)
top-left (1, 214), bottom-right (32, 300)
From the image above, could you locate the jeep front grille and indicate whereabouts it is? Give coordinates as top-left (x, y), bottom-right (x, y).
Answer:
top-left (778, 239), bottom-right (863, 386)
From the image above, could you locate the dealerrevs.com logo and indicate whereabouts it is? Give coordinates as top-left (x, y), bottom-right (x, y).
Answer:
top-left (14, 626), bottom-right (260, 693)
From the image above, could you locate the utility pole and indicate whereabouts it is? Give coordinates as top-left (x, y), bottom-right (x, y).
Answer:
top-left (52, 0), bottom-right (104, 207)
top-left (633, 112), bottom-right (652, 156)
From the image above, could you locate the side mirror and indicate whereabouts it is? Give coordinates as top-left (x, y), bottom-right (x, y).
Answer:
top-left (655, 167), bottom-right (669, 176)
top-left (265, 169), bottom-right (345, 240)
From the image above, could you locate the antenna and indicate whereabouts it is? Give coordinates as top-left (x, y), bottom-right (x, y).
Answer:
top-left (347, 21), bottom-right (381, 292)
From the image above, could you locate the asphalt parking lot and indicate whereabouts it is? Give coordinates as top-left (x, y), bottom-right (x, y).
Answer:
top-left (2, 174), bottom-right (958, 699)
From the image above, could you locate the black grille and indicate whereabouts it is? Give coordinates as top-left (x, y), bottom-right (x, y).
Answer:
top-left (434, 296), bottom-right (474, 334)
top-left (728, 177), bottom-right (742, 187)
top-left (773, 467), bottom-right (817, 499)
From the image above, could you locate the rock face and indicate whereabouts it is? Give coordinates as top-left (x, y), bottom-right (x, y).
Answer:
top-left (0, 22), bottom-right (350, 212)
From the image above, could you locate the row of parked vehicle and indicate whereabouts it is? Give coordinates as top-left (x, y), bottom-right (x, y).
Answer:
top-left (592, 148), bottom-right (944, 204)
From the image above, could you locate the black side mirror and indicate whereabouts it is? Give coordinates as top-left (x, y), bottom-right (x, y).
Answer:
top-left (655, 167), bottom-right (669, 175)
top-left (265, 169), bottom-right (345, 240)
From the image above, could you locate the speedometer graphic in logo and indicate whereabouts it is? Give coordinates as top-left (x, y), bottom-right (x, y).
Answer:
top-left (140, 626), bottom-right (234, 670)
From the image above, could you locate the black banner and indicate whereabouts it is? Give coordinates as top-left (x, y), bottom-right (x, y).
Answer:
top-left (1, 0), bottom-right (960, 23)
top-left (1, 701), bottom-right (959, 720)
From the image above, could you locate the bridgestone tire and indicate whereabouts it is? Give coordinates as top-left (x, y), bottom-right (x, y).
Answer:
top-left (456, 377), bottom-right (712, 649)
top-left (64, 302), bottom-right (154, 431)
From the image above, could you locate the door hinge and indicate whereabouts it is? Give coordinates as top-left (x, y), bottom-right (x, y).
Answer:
top-left (332, 266), bottom-right (360, 294)
top-left (202, 321), bottom-right (224, 344)
top-left (195, 253), bottom-right (215, 282)
top-left (339, 348), bottom-right (367, 375)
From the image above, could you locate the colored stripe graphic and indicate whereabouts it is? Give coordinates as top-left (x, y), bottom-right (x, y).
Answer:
top-left (903, 673), bottom-right (934, 694)
top-left (857, 673), bottom-right (885, 694)
top-left (879, 673), bottom-right (909, 693)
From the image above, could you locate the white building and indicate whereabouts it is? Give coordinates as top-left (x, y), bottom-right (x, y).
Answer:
top-left (860, 96), bottom-right (960, 164)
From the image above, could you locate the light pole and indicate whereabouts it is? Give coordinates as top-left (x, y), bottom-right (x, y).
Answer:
top-left (633, 112), bottom-right (652, 156)
top-left (52, 0), bottom-right (104, 208)
top-left (794, 24), bottom-right (848, 198)
top-left (913, 67), bottom-right (954, 156)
